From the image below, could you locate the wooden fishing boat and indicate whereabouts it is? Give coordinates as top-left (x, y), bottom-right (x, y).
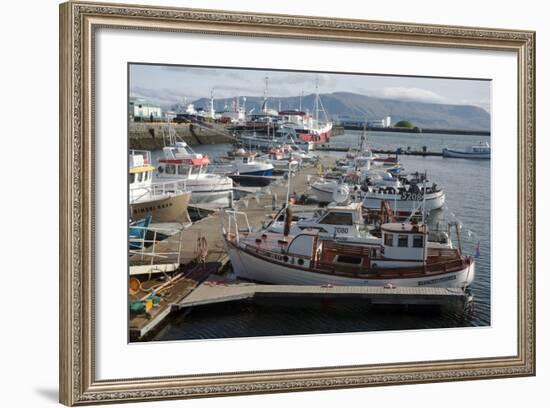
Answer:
top-left (223, 211), bottom-right (474, 288)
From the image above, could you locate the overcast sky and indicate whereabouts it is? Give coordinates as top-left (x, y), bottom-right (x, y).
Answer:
top-left (129, 64), bottom-right (491, 112)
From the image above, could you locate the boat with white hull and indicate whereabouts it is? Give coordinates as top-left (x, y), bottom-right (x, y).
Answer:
top-left (310, 171), bottom-right (401, 205)
top-left (209, 148), bottom-right (274, 177)
top-left (442, 142), bottom-right (490, 159)
top-left (223, 211), bottom-right (474, 288)
top-left (311, 174), bottom-right (445, 214)
top-left (362, 187), bottom-right (445, 213)
top-left (156, 141), bottom-right (234, 207)
top-left (129, 150), bottom-right (192, 224)
top-left (265, 202), bottom-right (452, 249)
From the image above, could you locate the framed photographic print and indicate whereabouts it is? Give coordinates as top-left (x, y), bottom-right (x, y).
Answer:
top-left (59, 1), bottom-right (535, 405)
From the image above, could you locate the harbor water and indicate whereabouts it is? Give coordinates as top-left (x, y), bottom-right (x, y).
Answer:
top-left (152, 130), bottom-right (491, 341)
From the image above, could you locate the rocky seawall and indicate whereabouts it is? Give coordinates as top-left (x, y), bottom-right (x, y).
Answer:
top-left (129, 122), bottom-right (234, 150)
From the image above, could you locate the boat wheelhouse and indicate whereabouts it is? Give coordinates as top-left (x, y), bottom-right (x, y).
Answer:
top-left (266, 202), bottom-right (378, 243)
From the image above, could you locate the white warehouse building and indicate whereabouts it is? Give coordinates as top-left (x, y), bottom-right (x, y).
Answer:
top-left (367, 116), bottom-right (392, 128)
top-left (129, 99), bottom-right (162, 120)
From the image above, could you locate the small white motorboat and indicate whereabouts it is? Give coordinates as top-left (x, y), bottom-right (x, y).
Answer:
top-left (442, 141), bottom-right (490, 159)
top-left (156, 141), bottom-right (234, 207)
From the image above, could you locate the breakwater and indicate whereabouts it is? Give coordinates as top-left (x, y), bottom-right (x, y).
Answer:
top-left (315, 144), bottom-right (442, 156)
top-left (129, 121), bottom-right (234, 150)
top-left (339, 125), bottom-right (490, 136)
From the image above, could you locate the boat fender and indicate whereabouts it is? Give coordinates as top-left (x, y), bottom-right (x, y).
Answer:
top-left (197, 236), bottom-right (208, 263)
top-left (297, 258), bottom-right (304, 266)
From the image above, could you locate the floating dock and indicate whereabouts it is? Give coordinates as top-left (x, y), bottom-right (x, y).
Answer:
top-left (174, 281), bottom-right (471, 310)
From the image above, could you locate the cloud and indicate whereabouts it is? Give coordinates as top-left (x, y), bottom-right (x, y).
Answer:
top-left (160, 65), bottom-right (245, 79)
top-left (374, 87), bottom-right (447, 104)
top-left (458, 98), bottom-right (491, 113)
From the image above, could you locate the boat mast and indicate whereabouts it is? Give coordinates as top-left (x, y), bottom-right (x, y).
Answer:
top-left (210, 88), bottom-right (215, 119)
top-left (312, 76), bottom-right (329, 125)
top-left (422, 171), bottom-right (427, 223)
top-left (314, 76), bottom-right (319, 124)
top-left (263, 76), bottom-right (269, 113)
top-left (285, 161), bottom-right (293, 205)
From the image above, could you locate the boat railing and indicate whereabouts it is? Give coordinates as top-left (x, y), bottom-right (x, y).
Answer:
top-left (129, 149), bottom-right (152, 168)
top-left (129, 225), bottom-right (184, 269)
top-left (223, 210), bottom-right (251, 243)
top-left (130, 180), bottom-right (188, 202)
top-left (310, 256), bottom-right (466, 278)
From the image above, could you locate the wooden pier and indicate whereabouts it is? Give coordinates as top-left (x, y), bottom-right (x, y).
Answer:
top-left (129, 159), bottom-right (328, 340)
top-left (128, 155), bottom-right (467, 340)
top-left (129, 262), bottom-right (220, 341)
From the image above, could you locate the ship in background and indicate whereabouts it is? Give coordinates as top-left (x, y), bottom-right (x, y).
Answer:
top-left (230, 77), bottom-right (333, 147)
top-left (278, 80), bottom-right (333, 144)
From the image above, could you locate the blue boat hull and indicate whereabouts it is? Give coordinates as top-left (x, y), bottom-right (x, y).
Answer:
top-left (240, 169), bottom-right (273, 176)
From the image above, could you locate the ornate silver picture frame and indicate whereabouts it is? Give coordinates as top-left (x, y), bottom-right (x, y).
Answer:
top-left (59, 1), bottom-right (535, 405)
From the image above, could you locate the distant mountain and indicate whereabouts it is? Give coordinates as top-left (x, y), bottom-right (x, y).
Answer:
top-left (190, 92), bottom-right (490, 131)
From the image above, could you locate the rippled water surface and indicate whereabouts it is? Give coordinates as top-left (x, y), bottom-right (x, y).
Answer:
top-left (151, 131), bottom-right (491, 341)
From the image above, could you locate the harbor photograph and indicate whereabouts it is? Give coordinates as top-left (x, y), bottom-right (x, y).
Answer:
top-left (127, 63), bottom-right (491, 342)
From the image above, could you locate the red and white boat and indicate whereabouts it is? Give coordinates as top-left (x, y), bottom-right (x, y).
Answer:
top-left (278, 83), bottom-right (333, 144)
top-left (156, 141), bottom-right (234, 207)
top-left (223, 211), bottom-right (474, 288)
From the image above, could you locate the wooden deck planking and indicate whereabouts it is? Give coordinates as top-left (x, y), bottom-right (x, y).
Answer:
top-left (174, 282), bottom-right (470, 309)
top-left (143, 159), bottom-right (327, 267)
top-left (129, 262), bottom-right (220, 340)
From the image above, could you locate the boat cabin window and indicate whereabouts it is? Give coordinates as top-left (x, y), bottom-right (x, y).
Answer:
top-left (242, 157), bottom-right (249, 164)
top-left (335, 255), bottom-right (362, 265)
top-left (319, 212), bottom-right (353, 225)
top-left (384, 233), bottom-right (393, 246)
top-left (129, 173), bottom-right (135, 183)
top-left (143, 171), bottom-right (148, 181)
top-left (413, 235), bottom-right (424, 248)
top-left (398, 234), bottom-right (409, 247)
top-left (165, 164), bottom-right (176, 175)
